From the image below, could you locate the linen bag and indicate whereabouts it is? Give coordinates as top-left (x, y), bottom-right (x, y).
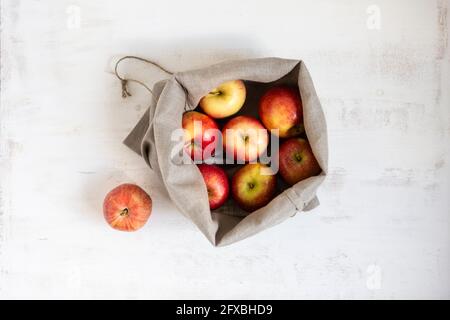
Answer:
top-left (122, 57), bottom-right (328, 246)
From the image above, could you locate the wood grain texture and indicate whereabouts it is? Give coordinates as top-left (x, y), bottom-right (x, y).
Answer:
top-left (0, 0), bottom-right (449, 299)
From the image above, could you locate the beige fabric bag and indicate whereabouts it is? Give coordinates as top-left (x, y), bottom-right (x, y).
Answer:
top-left (123, 57), bottom-right (328, 246)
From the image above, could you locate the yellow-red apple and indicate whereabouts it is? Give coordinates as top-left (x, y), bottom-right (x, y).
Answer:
top-left (182, 111), bottom-right (219, 161)
top-left (259, 86), bottom-right (303, 138)
top-left (103, 184), bottom-right (152, 232)
top-left (279, 138), bottom-right (321, 185)
top-left (197, 164), bottom-right (229, 210)
top-left (200, 80), bottom-right (246, 119)
top-left (222, 116), bottom-right (268, 163)
top-left (231, 163), bottom-right (276, 212)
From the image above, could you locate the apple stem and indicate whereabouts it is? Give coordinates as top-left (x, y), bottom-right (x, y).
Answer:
top-left (120, 208), bottom-right (129, 217)
top-left (287, 123), bottom-right (305, 136)
top-left (209, 90), bottom-right (221, 96)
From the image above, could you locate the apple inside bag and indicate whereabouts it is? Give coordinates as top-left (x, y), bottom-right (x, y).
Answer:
top-left (123, 58), bottom-right (328, 246)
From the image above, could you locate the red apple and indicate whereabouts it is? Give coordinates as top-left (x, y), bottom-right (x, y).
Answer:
top-left (279, 138), bottom-right (321, 185)
top-left (231, 163), bottom-right (276, 212)
top-left (222, 116), bottom-right (268, 163)
top-left (103, 184), bottom-right (152, 232)
top-left (200, 80), bottom-right (246, 118)
top-left (197, 164), bottom-right (229, 210)
top-left (182, 111), bottom-right (219, 161)
top-left (259, 86), bottom-right (304, 138)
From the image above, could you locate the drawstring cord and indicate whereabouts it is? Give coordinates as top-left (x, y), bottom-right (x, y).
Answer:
top-left (114, 55), bottom-right (173, 102)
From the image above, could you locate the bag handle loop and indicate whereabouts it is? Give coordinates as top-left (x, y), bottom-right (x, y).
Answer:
top-left (113, 55), bottom-right (173, 101)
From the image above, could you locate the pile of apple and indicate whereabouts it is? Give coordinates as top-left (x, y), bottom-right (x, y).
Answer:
top-left (184, 80), bottom-right (321, 213)
top-left (102, 79), bottom-right (321, 232)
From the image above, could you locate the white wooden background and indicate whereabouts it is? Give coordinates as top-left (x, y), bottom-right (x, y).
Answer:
top-left (1, 0), bottom-right (449, 299)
